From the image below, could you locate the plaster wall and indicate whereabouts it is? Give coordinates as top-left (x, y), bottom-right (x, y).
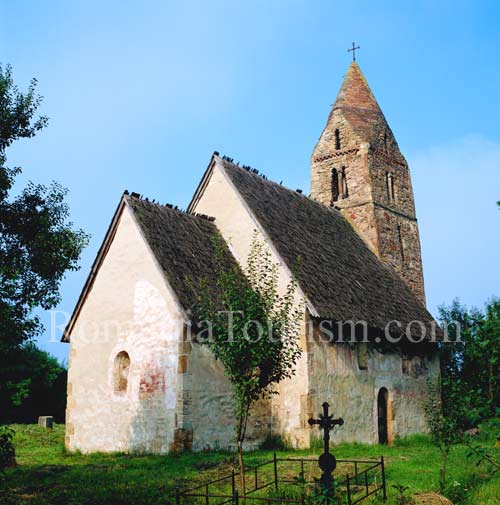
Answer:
top-left (66, 205), bottom-right (184, 453)
top-left (191, 162), bottom-right (310, 448)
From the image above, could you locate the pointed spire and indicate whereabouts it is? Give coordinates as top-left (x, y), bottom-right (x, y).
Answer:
top-left (334, 62), bottom-right (380, 112)
top-left (332, 62), bottom-right (393, 147)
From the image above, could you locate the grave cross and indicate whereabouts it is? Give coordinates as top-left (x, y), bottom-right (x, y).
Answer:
top-left (308, 402), bottom-right (344, 493)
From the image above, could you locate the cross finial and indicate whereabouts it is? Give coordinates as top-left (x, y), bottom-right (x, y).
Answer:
top-left (347, 42), bottom-right (360, 62)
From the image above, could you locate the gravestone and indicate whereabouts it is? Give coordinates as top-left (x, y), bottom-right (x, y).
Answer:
top-left (38, 416), bottom-right (53, 429)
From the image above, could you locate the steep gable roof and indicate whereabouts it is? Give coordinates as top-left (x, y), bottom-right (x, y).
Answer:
top-left (62, 192), bottom-right (237, 342)
top-left (215, 155), bottom-right (438, 339)
top-left (126, 195), bottom-right (237, 316)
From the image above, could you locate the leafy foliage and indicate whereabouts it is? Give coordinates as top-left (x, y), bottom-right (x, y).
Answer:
top-left (0, 426), bottom-right (15, 470)
top-left (0, 343), bottom-right (67, 423)
top-left (0, 64), bottom-right (88, 413)
top-left (392, 484), bottom-right (415, 505)
top-left (424, 378), bottom-right (464, 492)
top-left (193, 233), bottom-right (302, 494)
top-left (439, 298), bottom-right (500, 424)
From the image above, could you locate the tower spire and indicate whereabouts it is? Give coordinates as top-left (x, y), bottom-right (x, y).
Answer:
top-left (310, 61), bottom-right (426, 305)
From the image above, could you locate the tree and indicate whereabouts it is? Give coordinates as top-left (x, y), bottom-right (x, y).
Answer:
top-left (438, 299), bottom-right (500, 423)
top-left (424, 378), bottom-right (464, 492)
top-left (193, 234), bottom-right (302, 496)
top-left (0, 64), bottom-right (88, 412)
top-left (0, 343), bottom-right (67, 423)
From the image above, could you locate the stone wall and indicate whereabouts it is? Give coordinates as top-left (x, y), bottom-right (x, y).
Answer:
top-left (306, 320), bottom-right (440, 444)
top-left (310, 109), bottom-right (426, 305)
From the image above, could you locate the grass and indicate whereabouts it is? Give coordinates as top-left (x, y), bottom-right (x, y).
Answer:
top-left (0, 424), bottom-right (498, 504)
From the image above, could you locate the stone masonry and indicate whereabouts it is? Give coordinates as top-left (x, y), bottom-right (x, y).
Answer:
top-left (311, 62), bottom-right (426, 305)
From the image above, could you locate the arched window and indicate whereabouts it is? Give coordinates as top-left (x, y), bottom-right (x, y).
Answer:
top-left (386, 172), bottom-right (395, 201)
top-left (334, 129), bottom-right (341, 150)
top-left (331, 168), bottom-right (339, 203)
top-left (341, 167), bottom-right (348, 198)
top-left (113, 351), bottom-right (130, 394)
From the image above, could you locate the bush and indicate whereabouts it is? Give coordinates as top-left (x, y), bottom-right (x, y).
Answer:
top-left (0, 426), bottom-right (16, 469)
top-left (258, 434), bottom-right (291, 451)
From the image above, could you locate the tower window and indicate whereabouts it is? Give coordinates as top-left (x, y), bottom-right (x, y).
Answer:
top-left (331, 168), bottom-right (339, 203)
top-left (398, 224), bottom-right (405, 262)
top-left (386, 172), bottom-right (395, 201)
top-left (113, 351), bottom-right (130, 394)
top-left (341, 167), bottom-right (348, 198)
top-left (335, 129), bottom-right (341, 150)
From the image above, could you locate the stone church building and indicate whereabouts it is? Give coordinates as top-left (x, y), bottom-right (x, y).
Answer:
top-left (63, 62), bottom-right (440, 453)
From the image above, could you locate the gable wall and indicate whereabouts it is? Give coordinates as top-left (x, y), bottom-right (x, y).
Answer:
top-left (190, 162), bottom-right (311, 448)
top-left (66, 205), bottom-right (185, 453)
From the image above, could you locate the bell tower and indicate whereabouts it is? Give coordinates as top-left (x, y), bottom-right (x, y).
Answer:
top-left (311, 62), bottom-right (426, 305)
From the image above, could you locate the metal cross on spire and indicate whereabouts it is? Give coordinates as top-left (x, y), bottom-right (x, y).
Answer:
top-left (347, 42), bottom-right (360, 61)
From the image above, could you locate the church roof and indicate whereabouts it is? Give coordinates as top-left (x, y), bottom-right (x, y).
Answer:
top-left (331, 62), bottom-right (395, 150)
top-left (217, 155), bottom-right (438, 339)
top-left (126, 195), bottom-right (238, 319)
top-left (62, 193), bottom-right (238, 342)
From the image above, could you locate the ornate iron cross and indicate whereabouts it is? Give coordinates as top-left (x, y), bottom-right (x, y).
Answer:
top-left (347, 42), bottom-right (360, 62)
top-left (308, 402), bottom-right (344, 494)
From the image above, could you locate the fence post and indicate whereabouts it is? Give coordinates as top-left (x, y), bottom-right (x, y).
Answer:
top-left (354, 461), bottom-right (358, 484)
top-left (175, 486), bottom-right (180, 505)
top-left (232, 469), bottom-right (236, 496)
top-left (205, 484), bottom-right (209, 505)
top-left (380, 456), bottom-right (387, 500)
top-left (346, 474), bottom-right (351, 505)
top-left (234, 489), bottom-right (239, 505)
top-left (273, 452), bottom-right (278, 491)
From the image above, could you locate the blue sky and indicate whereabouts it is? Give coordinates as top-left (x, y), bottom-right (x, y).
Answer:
top-left (1, 0), bottom-right (499, 362)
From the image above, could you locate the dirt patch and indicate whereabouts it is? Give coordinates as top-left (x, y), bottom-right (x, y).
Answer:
top-left (414, 492), bottom-right (453, 505)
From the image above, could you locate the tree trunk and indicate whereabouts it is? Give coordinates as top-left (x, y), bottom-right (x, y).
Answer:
top-left (237, 439), bottom-right (246, 500)
top-left (236, 405), bottom-right (251, 501)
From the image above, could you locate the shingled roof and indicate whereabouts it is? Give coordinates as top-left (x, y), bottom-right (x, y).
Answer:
top-left (217, 156), bottom-right (438, 339)
top-left (126, 195), bottom-right (237, 316)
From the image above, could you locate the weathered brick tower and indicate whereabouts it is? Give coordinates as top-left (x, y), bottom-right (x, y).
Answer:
top-left (311, 62), bottom-right (426, 304)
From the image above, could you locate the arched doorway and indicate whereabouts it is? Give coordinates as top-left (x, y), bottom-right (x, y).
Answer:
top-left (377, 388), bottom-right (389, 444)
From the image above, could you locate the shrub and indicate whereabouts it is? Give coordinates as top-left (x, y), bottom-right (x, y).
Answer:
top-left (0, 426), bottom-right (16, 469)
top-left (258, 434), bottom-right (291, 451)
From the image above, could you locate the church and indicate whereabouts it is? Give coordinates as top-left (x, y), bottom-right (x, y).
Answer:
top-left (63, 61), bottom-right (441, 453)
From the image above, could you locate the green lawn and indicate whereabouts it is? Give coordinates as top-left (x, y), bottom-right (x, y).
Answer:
top-left (0, 424), bottom-right (499, 504)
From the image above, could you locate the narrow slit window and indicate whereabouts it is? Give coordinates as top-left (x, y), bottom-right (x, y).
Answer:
top-left (331, 168), bottom-right (339, 203)
top-left (357, 343), bottom-right (368, 370)
top-left (398, 224), bottom-right (405, 262)
top-left (335, 129), bottom-right (341, 150)
top-left (390, 174), bottom-right (396, 200)
top-left (341, 167), bottom-right (348, 198)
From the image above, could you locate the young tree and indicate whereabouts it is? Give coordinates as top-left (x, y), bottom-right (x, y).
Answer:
top-left (0, 64), bottom-right (88, 411)
top-left (193, 234), bottom-right (302, 496)
top-left (424, 378), bottom-right (464, 492)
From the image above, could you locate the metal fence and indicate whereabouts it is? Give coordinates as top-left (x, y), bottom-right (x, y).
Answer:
top-left (175, 454), bottom-right (386, 504)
